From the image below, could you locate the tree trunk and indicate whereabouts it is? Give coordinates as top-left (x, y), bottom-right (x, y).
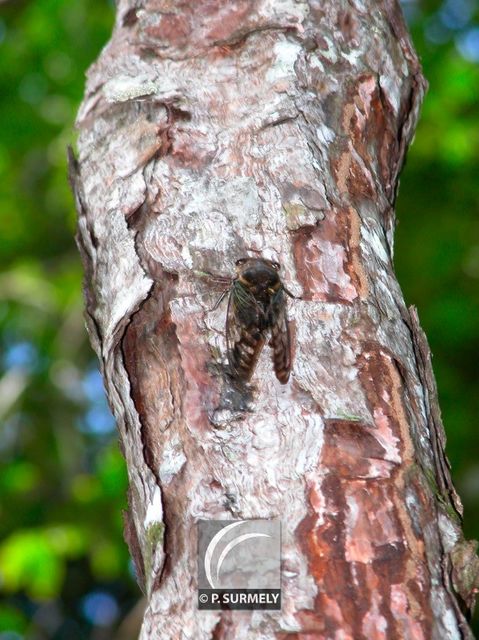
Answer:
top-left (69, 1), bottom-right (479, 638)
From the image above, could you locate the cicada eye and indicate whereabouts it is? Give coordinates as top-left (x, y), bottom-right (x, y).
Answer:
top-left (271, 261), bottom-right (280, 271)
top-left (236, 258), bottom-right (247, 266)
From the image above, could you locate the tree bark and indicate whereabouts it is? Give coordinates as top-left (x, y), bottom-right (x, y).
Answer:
top-left (69, 1), bottom-right (479, 638)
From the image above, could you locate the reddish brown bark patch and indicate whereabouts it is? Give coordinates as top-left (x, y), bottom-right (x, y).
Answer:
top-left (336, 10), bottom-right (359, 43)
top-left (333, 148), bottom-right (376, 201)
top-left (334, 74), bottom-right (399, 203)
top-left (142, 0), bottom-right (257, 50)
top-left (170, 127), bottom-right (217, 169)
top-left (144, 12), bottom-right (192, 48)
top-left (171, 309), bottom-right (222, 433)
top-left (356, 345), bottom-right (414, 464)
top-left (122, 280), bottom-right (184, 475)
top-left (322, 419), bottom-right (390, 479)
top-left (203, 0), bottom-right (255, 43)
top-left (122, 7), bottom-right (138, 27)
top-left (121, 280), bottom-right (218, 588)
top-left (293, 345), bottom-right (436, 638)
top-left (292, 207), bottom-right (367, 302)
top-left (295, 472), bottom-right (431, 638)
top-left (355, 345), bottom-right (434, 636)
top-left (295, 474), bottom-right (372, 639)
top-left (152, 104), bottom-right (193, 163)
top-left (211, 612), bottom-right (234, 640)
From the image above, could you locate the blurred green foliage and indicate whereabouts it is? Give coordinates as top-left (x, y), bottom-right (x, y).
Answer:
top-left (0, 0), bottom-right (477, 637)
top-left (0, 1), bottom-right (137, 638)
top-left (395, 1), bottom-right (479, 543)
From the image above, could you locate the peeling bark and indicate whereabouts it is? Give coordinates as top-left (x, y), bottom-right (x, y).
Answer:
top-left (70, 1), bottom-right (478, 638)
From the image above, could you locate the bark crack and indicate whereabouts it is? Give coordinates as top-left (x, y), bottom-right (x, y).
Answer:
top-left (120, 290), bottom-right (160, 483)
top-left (406, 306), bottom-right (463, 521)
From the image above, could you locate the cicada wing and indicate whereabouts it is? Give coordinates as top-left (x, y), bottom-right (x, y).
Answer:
top-left (270, 296), bottom-right (292, 384)
top-left (226, 282), bottom-right (266, 382)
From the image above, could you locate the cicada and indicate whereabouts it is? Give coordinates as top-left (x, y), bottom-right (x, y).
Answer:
top-left (219, 258), bottom-right (297, 384)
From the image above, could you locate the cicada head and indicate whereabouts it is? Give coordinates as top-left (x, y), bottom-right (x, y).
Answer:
top-left (235, 258), bottom-right (281, 295)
